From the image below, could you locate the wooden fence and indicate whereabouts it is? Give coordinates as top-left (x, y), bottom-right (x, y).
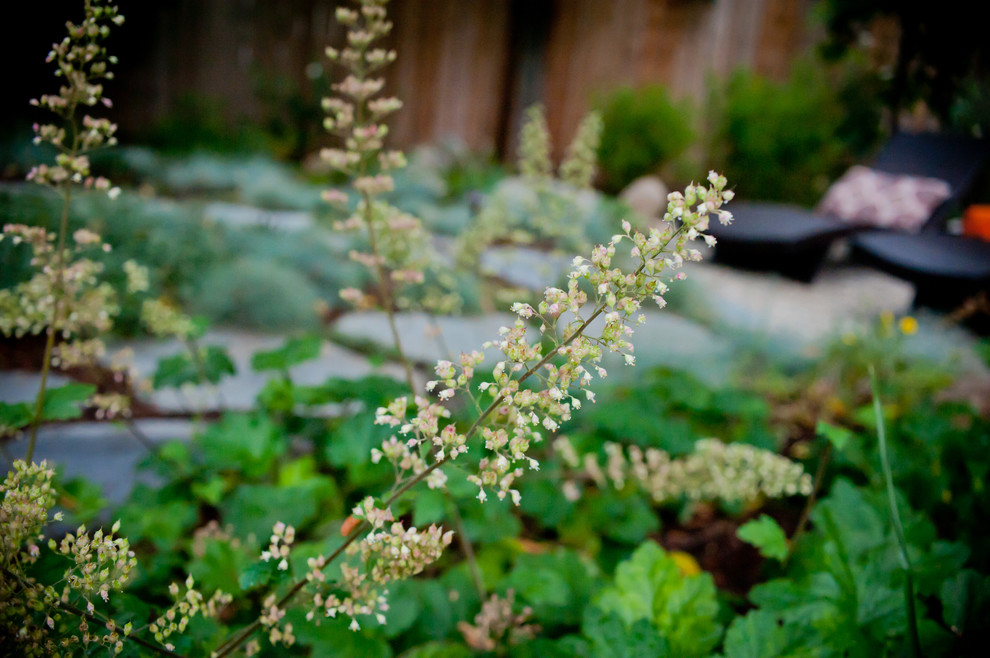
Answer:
top-left (112, 0), bottom-right (818, 159)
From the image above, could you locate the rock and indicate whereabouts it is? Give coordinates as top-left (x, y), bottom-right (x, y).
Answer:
top-left (619, 175), bottom-right (669, 222)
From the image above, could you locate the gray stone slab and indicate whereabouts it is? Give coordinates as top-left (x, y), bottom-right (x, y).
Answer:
top-left (479, 246), bottom-right (573, 290)
top-left (203, 201), bottom-right (313, 232)
top-left (0, 371), bottom-right (72, 404)
top-left (334, 312), bottom-right (534, 370)
top-left (3, 420), bottom-right (195, 509)
top-left (684, 262), bottom-right (915, 350)
top-left (108, 330), bottom-right (403, 412)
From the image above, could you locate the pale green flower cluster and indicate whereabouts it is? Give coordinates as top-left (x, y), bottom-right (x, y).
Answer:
top-left (371, 173), bottom-right (733, 512)
top-left (555, 437), bottom-right (813, 504)
top-left (52, 521), bottom-right (136, 612)
top-left (1, 461), bottom-right (138, 655)
top-left (457, 105), bottom-right (604, 269)
top-left (27, 0), bottom-right (123, 196)
top-left (140, 297), bottom-right (196, 339)
top-left (322, 0), bottom-right (451, 313)
top-left (0, 224), bottom-right (117, 339)
top-left (150, 575), bottom-right (232, 652)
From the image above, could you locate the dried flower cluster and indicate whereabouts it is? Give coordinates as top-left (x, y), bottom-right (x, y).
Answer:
top-left (0, 0), bottom-right (135, 440)
top-left (27, 0), bottom-right (123, 194)
top-left (458, 590), bottom-right (539, 652)
top-left (0, 224), bottom-right (116, 340)
top-left (555, 437), bottom-right (813, 504)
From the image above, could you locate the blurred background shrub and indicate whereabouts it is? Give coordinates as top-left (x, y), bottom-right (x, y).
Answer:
top-left (705, 59), bottom-right (883, 206)
top-left (596, 85), bottom-right (695, 193)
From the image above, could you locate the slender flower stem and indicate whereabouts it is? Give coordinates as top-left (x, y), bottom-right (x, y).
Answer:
top-left (26, 182), bottom-right (74, 463)
top-left (869, 365), bottom-right (921, 658)
top-left (363, 193), bottom-right (416, 392)
top-left (58, 601), bottom-right (187, 658)
top-left (446, 490), bottom-right (486, 599)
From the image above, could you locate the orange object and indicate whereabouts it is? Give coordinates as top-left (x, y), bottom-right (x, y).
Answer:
top-left (963, 205), bottom-right (990, 241)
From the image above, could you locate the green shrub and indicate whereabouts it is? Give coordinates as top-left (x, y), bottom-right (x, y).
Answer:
top-left (707, 60), bottom-right (882, 205)
top-left (597, 85), bottom-right (695, 193)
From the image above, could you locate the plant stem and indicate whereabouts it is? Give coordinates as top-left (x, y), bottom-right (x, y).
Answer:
top-left (57, 601), bottom-right (187, 658)
top-left (362, 190), bottom-right (416, 393)
top-left (26, 183), bottom-right (74, 463)
top-left (869, 365), bottom-right (921, 658)
top-left (785, 440), bottom-right (832, 564)
top-left (446, 490), bottom-right (486, 599)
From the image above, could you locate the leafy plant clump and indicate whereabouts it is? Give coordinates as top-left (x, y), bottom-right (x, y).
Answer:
top-left (3, 0), bottom-right (989, 656)
top-left (596, 85), bottom-right (696, 193)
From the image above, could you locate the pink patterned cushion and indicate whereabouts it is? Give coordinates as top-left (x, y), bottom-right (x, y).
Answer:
top-left (816, 165), bottom-right (952, 232)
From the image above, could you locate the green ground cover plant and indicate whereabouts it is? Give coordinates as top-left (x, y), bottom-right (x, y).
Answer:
top-left (2, 0), bottom-right (989, 656)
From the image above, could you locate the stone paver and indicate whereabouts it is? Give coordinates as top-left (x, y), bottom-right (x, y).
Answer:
top-left (480, 246), bottom-right (573, 290)
top-left (334, 311), bottom-right (534, 367)
top-left (685, 262), bottom-right (915, 350)
top-left (204, 201), bottom-right (313, 232)
top-left (3, 420), bottom-right (195, 509)
top-left (110, 330), bottom-right (404, 411)
top-left (0, 371), bottom-right (71, 404)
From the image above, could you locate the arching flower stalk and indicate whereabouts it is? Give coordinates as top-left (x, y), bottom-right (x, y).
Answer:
top-left (214, 173), bottom-right (736, 655)
top-left (321, 0), bottom-right (434, 392)
top-left (6, 0), bottom-right (125, 461)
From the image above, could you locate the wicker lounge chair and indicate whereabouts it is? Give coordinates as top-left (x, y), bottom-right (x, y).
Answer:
top-left (708, 133), bottom-right (988, 283)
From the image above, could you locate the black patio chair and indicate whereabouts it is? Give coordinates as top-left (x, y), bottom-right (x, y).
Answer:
top-left (708, 132), bottom-right (988, 283)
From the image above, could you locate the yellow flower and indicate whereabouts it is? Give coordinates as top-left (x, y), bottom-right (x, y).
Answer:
top-left (670, 550), bottom-right (702, 577)
top-left (898, 316), bottom-right (918, 335)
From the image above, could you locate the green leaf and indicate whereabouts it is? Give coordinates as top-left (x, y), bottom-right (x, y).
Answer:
top-left (238, 559), bottom-right (277, 591)
top-left (201, 345), bottom-right (236, 383)
top-left (41, 383), bottom-right (96, 421)
top-left (152, 346), bottom-right (234, 389)
top-left (220, 480), bottom-right (335, 543)
top-left (940, 570), bottom-right (990, 636)
top-left (59, 476), bottom-right (109, 525)
top-left (286, 609), bottom-right (391, 656)
top-left (398, 642), bottom-right (472, 658)
top-left (506, 549), bottom-right (597, 627)
top-left (593, 542), bottom-right (721, 656)
top-left (816, 420), bottom-right (854, 451)
top-left (412, 488), bottom-right (446, 526)
top-left (582, 608), bottom-right (672, 658)
top-left (0, 401), bottom-right (32, 431)
top-left (586, 489), bottom-right (659, 544)
top-left (189, 538), bottom-right (251, 594)
top-left (191, 476), bottom-right (226, 505)
top-left (117, 495), bottom-right (198, 551)
top-left (722, 610), bottom-right (789, 658)
top-left (196, 413), bottom-right (284, 478)
top-left (737, 515), bottom-right (789, 561)
top-left (251, 334), bottom-right (322, 372)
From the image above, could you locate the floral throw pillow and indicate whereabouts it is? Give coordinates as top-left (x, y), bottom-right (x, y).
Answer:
top-left (816, 165), bottom-right (952, 232)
